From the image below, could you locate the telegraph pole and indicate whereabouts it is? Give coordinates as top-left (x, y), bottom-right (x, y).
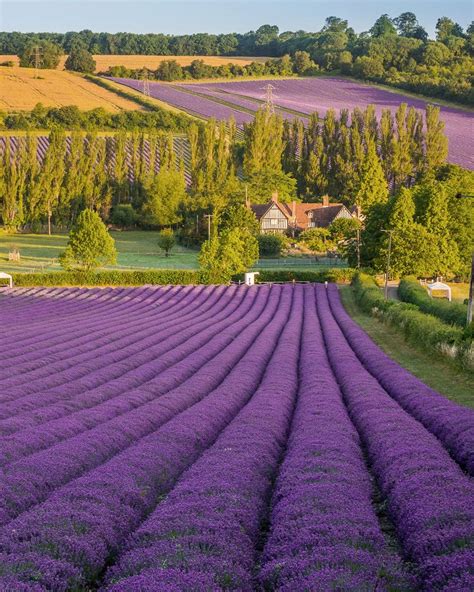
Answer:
top-left (456, 193), bottom-right (474, 325)
top-left (381, 229), bottom-right (394, 300)
top-left (204, 214), bottom-right (213, 241)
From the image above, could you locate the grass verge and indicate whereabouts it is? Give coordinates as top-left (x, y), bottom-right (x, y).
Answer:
top-left (340, 286), bottom-right (474, 408)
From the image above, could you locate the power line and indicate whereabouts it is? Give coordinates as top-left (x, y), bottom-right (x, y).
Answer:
top-left (31, 45), bottom-right (43, 79)
top-left (141, 69), bottom-right (150, 97)
top-left (261, 83), bottom-right (276, 114)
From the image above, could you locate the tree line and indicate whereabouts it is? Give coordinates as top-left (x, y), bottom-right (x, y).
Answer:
top-left (105, 54), bottom-right (311, 81)
top-left (1, 105), bottom-right (473, 278)
top-left (2, 13), bottom-right (473, 104)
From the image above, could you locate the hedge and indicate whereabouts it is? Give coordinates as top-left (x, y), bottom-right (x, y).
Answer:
top-left (352, 273), bottom-right (473, 369)
top-left (398, 276), bottom-right (468, 328)
top-left (11, 270), bottom-right (200, 287)
top-left (241, 268), bottom-right (356, 283)
top-left (10, 267), bottom-right (357, 288)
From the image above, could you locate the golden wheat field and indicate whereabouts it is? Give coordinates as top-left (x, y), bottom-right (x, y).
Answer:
top-left (0, 54), bottom-right (269, 72)
top-left (0, 67), bottom-right (143, 111)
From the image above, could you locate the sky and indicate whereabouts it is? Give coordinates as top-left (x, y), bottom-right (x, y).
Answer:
top-left (0, 0), bottom-right (472, 37)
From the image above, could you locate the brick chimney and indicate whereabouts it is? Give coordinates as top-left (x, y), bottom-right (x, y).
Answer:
top-left (271, 191), bottom-right (279, 203)
top-left (292, 200), bottom-right (296, 219)
top-left (322, 195), bottom-right (329, 207)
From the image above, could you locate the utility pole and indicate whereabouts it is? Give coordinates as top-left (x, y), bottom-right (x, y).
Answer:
top-left (356, 227), bottom-right (361, 269)
top-left (456, 193), bottom-right (474, 325)
top-left (204, 214), bottom-right (213, 241)
top-left (381, 229), bottom-right (394, 300)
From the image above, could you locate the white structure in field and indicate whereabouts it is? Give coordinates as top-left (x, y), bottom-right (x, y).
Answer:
top-left (427, 281), bottom-right (451, 301)
top-left (0, 272), bottom-right (13, 288)
top-left (244, 272), bottom-right (259, 286)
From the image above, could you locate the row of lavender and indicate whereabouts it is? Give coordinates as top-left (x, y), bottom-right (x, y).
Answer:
top-left (0, 285), bottom-right (473, 590)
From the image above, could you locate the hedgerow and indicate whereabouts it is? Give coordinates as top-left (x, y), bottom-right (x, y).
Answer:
top-left (398, 276), bottom-right (468, 327)
top-left (12, 270), bottom-right (200, 287)
top-left (351, 273), bottom-right (473, 369)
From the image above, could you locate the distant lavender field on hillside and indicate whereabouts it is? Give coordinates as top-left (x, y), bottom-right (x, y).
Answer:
top-left (113, 76), bottom-right (473, 170)
top-left (191, 78), bottom-right (474, 170)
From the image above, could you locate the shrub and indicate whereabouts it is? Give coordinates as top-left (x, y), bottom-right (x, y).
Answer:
top-left (65, 47), bottom-right (96, 73)
top-left (109, 204), bottom-right (139, 228)
top-left (398, 276), bottom-right (468, 327)
top-left (257, 234), bottom-right (285, 257)
top-left (157, 228), bottom-right (175, 257)
top-left (60, 208), bottom-right (117, 271)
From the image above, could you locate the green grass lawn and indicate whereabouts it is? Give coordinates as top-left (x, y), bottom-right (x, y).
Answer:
top-left (340, 286), bottom-right (474, 409)
top-left (0, 231), bottom-right (199, 272)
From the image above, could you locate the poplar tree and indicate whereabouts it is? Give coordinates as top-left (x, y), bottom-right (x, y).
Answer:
top-left (354, 137), bottom-right (388, 211)
top-left (37, 128), bottom-right (66, 234)
top-left (424, 105), bottom-right (448, 172)
top-left (391, 103), bottom-right (413, 189)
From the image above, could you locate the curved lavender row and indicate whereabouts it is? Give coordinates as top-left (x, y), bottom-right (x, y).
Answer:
top-left (259, 285), bottom-right (410, 591)
top-left (315, 284), bottom-right (474, 591)
top-left (0, 286), bottom-right (263, 525)
top-left (0, 286), bottom-right (135, 337)
top-left (326, 284), bottom-right (474, 476)
top-left (0, 287), bottom-right (222, 416)
top-left (0, 286), bottom-right (291, 591)
top-left (0, 285), bottom-right (259, 468)
top-left (0, 286), bottom-right (184, 363)
top-left (0, 286), bottom-right (195, 378)
top-left (0, 286), bottom-right (212, 396)
top-left (102, 285), bottom-right (302, 591)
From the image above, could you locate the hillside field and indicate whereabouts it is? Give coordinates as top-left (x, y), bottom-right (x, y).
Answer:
top-left (0, 66), bottom-right (143, 111)
top-left (0, 54), bottom-right (270, 72)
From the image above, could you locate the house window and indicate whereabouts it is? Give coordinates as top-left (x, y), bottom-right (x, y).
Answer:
top-left (270, 218), bottom-right (278, 226)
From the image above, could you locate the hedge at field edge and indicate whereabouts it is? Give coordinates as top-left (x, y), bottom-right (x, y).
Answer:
top-left (351, 273), bottom-right (473, 370)
top-left (398, 276), bottom-right (468, 328)
top-left (11, 270), bottom-right (200, 287)
top-left (10, 267), bottom-right (355, 287)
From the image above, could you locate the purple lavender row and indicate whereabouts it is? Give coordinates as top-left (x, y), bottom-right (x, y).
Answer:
top-left (0, 290), bottom-right (199, 385)
top-left (0, 286), bottom-right (212, 397)
top-left (259, 285), bottom-right (411, 591)
top-left (326, 284), bottom-right (474, 476)
top-left (0, 285), bottom-right (290, 591)
top-left (315, 284), bottom-right (474, 591)
top-left (0, 286), bottom-right (238, 435)
top-left (101, 285), bottom-right (302, 591)
top-left (0, 286), bottom-right (263, 526)
top-left (0, 287), bottom-right (216, 413)
top-left (0, 286), bottom-right (164, 359)
top-left (0, 285), bottom-right (180, 354)
top-left (0, 285), bottom-right (259, 467)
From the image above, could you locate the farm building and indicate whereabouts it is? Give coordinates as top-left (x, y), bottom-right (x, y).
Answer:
top-left (250, 194), bottom-right (354, 234)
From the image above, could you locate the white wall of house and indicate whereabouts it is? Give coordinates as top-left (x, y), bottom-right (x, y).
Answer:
top-left (261, 205), bottom-right (288, 233)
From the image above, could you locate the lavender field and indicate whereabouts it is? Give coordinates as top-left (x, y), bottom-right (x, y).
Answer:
top-left (1, 284), bottom-right (473, 591)
top-left (112, 76), bottom-right (473, 169)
